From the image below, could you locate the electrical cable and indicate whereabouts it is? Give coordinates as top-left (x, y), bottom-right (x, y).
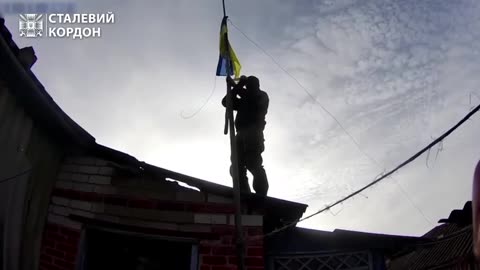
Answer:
top-left (228, 19), bottom-right (372, 163)
top-left (248, 103), bottom-right (480, 241)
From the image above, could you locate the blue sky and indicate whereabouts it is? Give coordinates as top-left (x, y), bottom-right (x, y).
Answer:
top-left (3, 0), bottom-right (480, 236)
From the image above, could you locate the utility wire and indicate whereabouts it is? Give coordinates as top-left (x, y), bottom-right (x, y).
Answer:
top-left (228, 19), bottom-right (434, 226)
top-left (393, 179), bottom-right (434, 226)
top-left (248, 103), bottom-right (480, 241)
top-left (228, 19), bottom-right (369, 160)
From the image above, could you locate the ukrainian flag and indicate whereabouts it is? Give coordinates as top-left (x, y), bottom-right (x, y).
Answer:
top-left (216, 17), bottom-right (241, 79)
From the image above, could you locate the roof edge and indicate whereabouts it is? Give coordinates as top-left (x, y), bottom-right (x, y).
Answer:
top-left (0, 17), bottom-right (307, 219)
top-left (0, 17), bottom-right (95, 147)
top-left (93, 143), bottom-right (308, 215)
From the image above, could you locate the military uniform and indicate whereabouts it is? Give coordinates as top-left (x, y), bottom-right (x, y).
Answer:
top-left (222, 77), bottom-right (269, 196)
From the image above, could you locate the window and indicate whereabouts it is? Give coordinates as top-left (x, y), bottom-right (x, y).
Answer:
top-left (83, 229), bottom-right (198, 270)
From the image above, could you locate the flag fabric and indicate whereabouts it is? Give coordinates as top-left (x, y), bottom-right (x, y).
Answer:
top-left (216, 17), bottom-right (241, 79)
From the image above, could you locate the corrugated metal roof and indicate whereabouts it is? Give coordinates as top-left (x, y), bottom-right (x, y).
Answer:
top-left (267, 227), bottom-right (425, 255)
top-left (389, 224), bottom-right (473, 270)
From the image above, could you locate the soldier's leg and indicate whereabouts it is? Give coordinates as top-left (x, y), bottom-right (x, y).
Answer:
top-left (249, 154), bottom-right (268, 196)
top-left (245, 134), bottom-right (269, 196)
top-left (231, 134), bottom-right (251, 193)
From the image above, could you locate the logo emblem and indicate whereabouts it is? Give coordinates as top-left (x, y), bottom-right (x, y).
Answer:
top-left (19, 14), bottom-right (43, 38)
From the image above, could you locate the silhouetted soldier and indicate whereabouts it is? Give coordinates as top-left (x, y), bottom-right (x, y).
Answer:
top-left (222, 75), bottom-right (269, 196)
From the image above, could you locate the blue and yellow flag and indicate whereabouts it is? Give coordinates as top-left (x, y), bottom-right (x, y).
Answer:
top-left (216, 17), bottom-right (241, 79)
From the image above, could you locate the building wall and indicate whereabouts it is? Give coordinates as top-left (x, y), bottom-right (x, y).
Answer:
top-left (39, 155), bottom-right (265, 270)
top-left (0, 80), bottom-right (64, 270)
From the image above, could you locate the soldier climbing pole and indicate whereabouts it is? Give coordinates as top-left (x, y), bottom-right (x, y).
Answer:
top-left (218, 1), bottom-right (246, 270)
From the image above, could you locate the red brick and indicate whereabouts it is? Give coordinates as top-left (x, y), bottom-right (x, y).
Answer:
top-left (247, 247), bottom-right (263, 257)
top-left (44, 231), bottom-right (67, 243)
top-left (57, 243), bottom-right (78, 254)
top-left (62, 238), bottom-right (79, 247)
top-left (46, 236), bottom-right (68, 245)
top-left (212, 246), bottom-right (236, 256)
top-left (54, 258), bottom-right (75, 270)
top-left (51, 188), bottom-right (69, 197)
top-left (80, 192), bottom-right (103, 202)
top-left (104, 196), bottom-right (128, 206)
top-left (221, 236), bottom-right (233, 245)
top-left (212, 266), bottom-right (237, 270)
top-left (60, 227), bottom-right (81, 238)
top-left (59, 231), bottom-right (80, 244)
top-left (245, 257), bottom-right (263, 267)
top-left (128, 199), bottom-right (156, 209)
top-left (42, 239), bottom-right (55, 248)
top-left (52, 188), bottom-right (104, 202)
top-left (65, 253), bottom-right (77, 262)
top-left (232, 236), bottom-right (254, 247)
top-left (65, 237), bottom-right (80, 247)
top-left (247, 227), bottom-right (263, 236)
top-left (245, 238), bottom-right (263, 247)
top-left (56, 189), bottom-right (83, 200)
top-left (44, 248), bottom-right (65, 258)
top-left (212, 226), bottom-right (236, 235)
top-left (45, 224), bottom-right (59, 233)
top-left (202, 255), bottom-right (227, 265)
top-left (40, 254), bottom-right (53, 263)
top-left (189, 203), bottom-right (236, 214)
top-left (201, 266), bottom-right (211, 270)
top-left (156, 201), bottom-right (185, 211)
top-left (228, 256), bottom-right (237, 265)
top-left (39, 260), bottom-right (53, 269)
top-left (200, 246), bottom-right (211, 255)
top-left (44, 230), bottom-right (60, 238)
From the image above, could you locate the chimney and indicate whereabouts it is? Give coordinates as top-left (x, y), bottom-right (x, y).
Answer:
top-left (18, 46), bottom-right (37, 69)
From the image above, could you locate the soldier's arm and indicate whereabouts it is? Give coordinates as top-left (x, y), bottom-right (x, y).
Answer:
top-left (258, 91), bottom-right (269, 115)
top-left (228, 76), bottom-right (247, 96)
top-left (222, 77), bottom-right (247, 110)
top-left (221, 93), bottom-right (241, 110)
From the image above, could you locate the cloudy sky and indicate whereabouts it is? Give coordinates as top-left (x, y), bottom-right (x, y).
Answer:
top-left (3, 0), bottom-right (480, 236)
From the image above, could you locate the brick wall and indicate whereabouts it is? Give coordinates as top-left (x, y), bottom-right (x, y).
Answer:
top-left (40, 224), bottom-right (81, 270)
top-left (200, 226), bottom-right (265, 270)
top-left (39, 155), bottom-right (265, 270)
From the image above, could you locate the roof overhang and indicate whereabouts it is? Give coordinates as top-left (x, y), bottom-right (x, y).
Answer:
top-left (0, 17), bottom-right (308, 226)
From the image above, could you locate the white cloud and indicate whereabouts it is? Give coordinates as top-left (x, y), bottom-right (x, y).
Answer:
top-left (4, 0), bottom-right (480, 236)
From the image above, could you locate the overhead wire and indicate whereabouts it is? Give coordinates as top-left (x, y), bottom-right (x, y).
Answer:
top-left (228, 19), bottom-right (368, 160)
top-left (228, 19), bottom-right (434, 226)
top-left (393, 179), bottom-right (434, 226)
top-left (247, 103), bottom-right (480, 241)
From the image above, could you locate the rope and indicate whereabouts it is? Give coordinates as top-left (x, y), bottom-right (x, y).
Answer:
top-left (180, 76), bottom-right (218, 119)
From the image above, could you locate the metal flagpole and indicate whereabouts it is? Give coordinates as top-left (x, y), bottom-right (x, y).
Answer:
top-left (222, 1), bottom-right (246, 270)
